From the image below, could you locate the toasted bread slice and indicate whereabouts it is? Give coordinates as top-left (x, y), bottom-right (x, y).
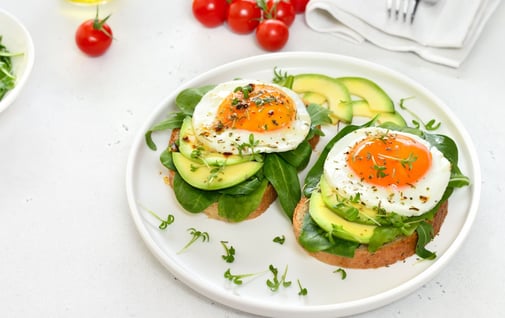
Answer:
top-left (165, 128), bottom-right (319, 222)
top-left (292, 197), bottom-right (449, 268)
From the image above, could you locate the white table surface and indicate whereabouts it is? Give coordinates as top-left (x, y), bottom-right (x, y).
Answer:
top-left (1, 1), bottom-right (504, 317)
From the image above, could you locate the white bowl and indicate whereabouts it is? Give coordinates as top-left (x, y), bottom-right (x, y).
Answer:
top-left (0, 9), bottom-right (35, 113)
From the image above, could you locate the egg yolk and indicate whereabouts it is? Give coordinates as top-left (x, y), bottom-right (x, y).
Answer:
top-left (214, 83), bottom-right (296, 132)
top-left (347, 132), bottom-right (432, 188)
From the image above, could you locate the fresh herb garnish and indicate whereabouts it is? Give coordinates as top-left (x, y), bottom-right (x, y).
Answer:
top-left (234, 84), bottom-right (253, 99)
top-left (252, 96), bottom-right (276, 106)
top-left (236, 134), bottom-right (263, 162)
top-left (297, 279), bottom-right (308, 296)
top-left (224, 268), bottom-right (261, 285)
top-left (373, 163), bottom-right (388, 178)
top-left (399, 97), bottom-right (441, 131)
top-left (0, 36), bottom-right (23, 101)
top-left (178, 228), bottom-right (210, 254)
top-left (378, 152), bottom-right (418, 170)
top-left (333, 268), bottom-right (347, 279)
top-left (140, 204), bottom-right (175, 230)
top-left (266, 264), bottom-right (292, 291)
top-left (273, 235), bottom-right (286, 245)
top-left (190, 146), bottom-right (205, 161)
top-left (207, 163), bottom-right (226, 184)
top-left (272, 67), bottom-right (294, 88)
top-left (220, 241), bottom-right (236, 263)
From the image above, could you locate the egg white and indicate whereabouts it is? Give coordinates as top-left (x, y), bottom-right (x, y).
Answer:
top-left (323, 127), bottom-right (451, 217)
top-left (192, 79), bottom-right (311, 155)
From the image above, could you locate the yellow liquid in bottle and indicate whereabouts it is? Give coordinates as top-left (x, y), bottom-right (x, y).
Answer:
top-left (66, 0), bottom-right (109, 4)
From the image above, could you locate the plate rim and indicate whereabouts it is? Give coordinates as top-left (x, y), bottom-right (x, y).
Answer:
top-left (0, 8), bottom-right (35, 114)
top-left (125, 52), bottom-right (481, 317)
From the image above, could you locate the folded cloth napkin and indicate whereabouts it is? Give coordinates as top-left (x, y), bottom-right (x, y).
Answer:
top-left (305, 0), bottom-right (501, 67)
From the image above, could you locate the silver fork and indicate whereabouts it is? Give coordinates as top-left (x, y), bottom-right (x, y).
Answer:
top-left (387, 0), bottom-right (420, 24)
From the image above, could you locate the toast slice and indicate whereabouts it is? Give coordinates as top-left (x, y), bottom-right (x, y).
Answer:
top-left (292, 197), bottom-right (449, 268)
top-left (165, 128), bottom-right (319, 222)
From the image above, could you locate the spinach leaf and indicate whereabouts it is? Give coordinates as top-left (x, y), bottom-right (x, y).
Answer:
top-left (264, 154), bottom-right (301, 220)
top-left (160, 148), bottom-right (175, 171)
top-left (218, 175), bottom-right (263, 195)
top-left (175, 85), bottom-right (215, 115)
top-left (218, 178), bottom-right (269, 222)
top-left (172, 173), bottom-right (219, 213)
top-left (305, 103), bottom-right (332, 140)
top-left (145, 112), bottom-right (186, 150)
top-left (415, 222), bottom-right (436, 260)
top-left (278, 140), bottom-right (312, 170)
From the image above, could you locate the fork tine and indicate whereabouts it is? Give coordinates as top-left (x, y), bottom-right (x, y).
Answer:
top-left (402, 0), bottom-right (409, 21)
top-left (386, 0), bottom-right (420, 24)
top-left (395, 0), bottom-right (401, 20)
top-left (410, 0), bottom-right (420, 23)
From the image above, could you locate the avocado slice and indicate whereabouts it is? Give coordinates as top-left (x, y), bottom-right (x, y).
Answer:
top-left (336, 77), bottom-right (394, 113)
top-left (301, 91), bottom-right (327, 106)
top-left (292, 74), bottom-right (352, 123)
top-left (172, 152), bottom-right (263, 191)
top-left (178, 117), bottom-right (253, 166)
top-left (309, 190), bottom-right (376, 244)
top-left (319, 175), bottom-right (379, 225)
top-left (351, 100), bottom-right (407, 127)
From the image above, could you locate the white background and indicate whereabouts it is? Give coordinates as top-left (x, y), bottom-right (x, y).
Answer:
top-left (1, 0), bottom-right (504, 317)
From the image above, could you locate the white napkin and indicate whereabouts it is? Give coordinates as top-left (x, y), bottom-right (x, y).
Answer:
top-left (305, 0), bottom-right (501, 67)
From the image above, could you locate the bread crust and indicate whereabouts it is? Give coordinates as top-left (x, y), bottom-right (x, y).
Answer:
top-left (293, 196), bottom-right (449, 269)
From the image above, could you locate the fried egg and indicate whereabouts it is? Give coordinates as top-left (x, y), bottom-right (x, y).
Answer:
top-left (323, 127), bottom-right (451, 217)
top-left (192, 79), bottom-right (311, 155)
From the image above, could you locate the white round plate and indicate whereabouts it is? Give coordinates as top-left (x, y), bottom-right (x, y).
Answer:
top-left (0, 9), bottom-right (35, 114)
top-left (126, 52), bottom-right (481, 318)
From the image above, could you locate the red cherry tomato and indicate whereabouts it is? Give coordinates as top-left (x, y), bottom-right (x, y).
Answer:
top-left (256, 19), bottom-right (289, 51)
top-left (290, 0), bottom-right (309, 13)
top-left (75, 13), bottom-right (113, 57)
top-left (266, 0), bottom-right (295, 27)
top-left (192, 0), bottom-right (229, 27)
top-left (227, 0), bottom-right (262, 34)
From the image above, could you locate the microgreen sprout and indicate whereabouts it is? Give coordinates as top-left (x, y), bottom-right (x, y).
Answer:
top-left (379, 152), bottom-right (418, 170)
top-left (237, 134), bottom-right (263, 162)
top-left (224, 268), bottom-right (262, 285)
top-left (234, 84), bottom-right (253, 99)
top-left (399, 97), bottom-right (441, 131)
top-left (266, 264), bottom-right (292, 292)
top-left (297, 279), bottom-right (308, 296)
top-left (373, 164), bottom-right (388, 178)
top-left (273, 235), bottom-right (286, 245)
top-left (207, 163), bottom-right (226, 184)
top-left (272, 67), bottom-right (294, 88)
top-left (190, 146), bottom-right (205, 161)
top-left (252, 96), bottom-right (276, 106)
top-left (220, 241), bottom-right (236, 263)
top-left (140, 204), bottom-right (175, 230)
top-left (334, 268), bottom-right (347, 280)
top-left (178, 228), bottom-right (210, 254)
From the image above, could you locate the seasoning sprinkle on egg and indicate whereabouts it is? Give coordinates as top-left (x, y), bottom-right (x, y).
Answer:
top-left (192, 79), bottom-right (311, 155)
top-left (323, 127), bottom-right (451, 217)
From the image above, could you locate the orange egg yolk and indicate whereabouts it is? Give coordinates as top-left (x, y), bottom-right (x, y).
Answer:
top-left (347, 132), bottom-right (432, 188)
top-left (214, 83), bottom-right (296, 132)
